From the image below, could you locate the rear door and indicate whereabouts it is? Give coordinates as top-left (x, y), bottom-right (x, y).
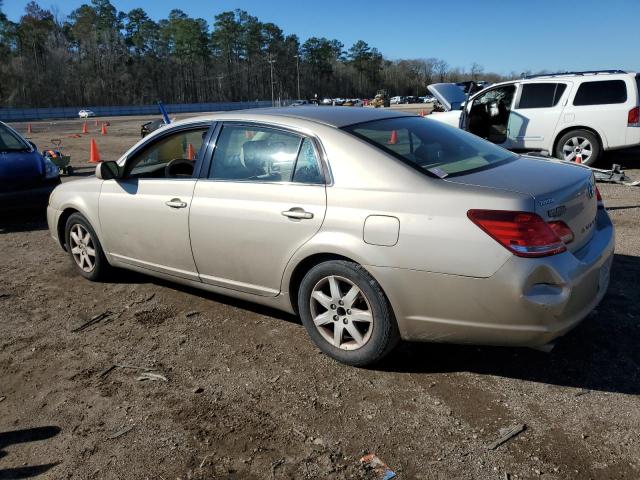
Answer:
top-left (563, 78), bottom-right (631, 148)
top-left (510, 81), bottom-right (569, 150)
top-left (189, 123), bottom-right (327, 296)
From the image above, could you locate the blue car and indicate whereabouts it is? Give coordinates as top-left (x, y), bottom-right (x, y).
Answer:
top-left (0, 121), bottom-right (60, 212)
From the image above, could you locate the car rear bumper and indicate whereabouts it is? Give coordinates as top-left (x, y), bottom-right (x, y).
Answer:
top-left (368, 208), bottom-right (615, 348)
top-left (0, 179), bottom-right (60, 212)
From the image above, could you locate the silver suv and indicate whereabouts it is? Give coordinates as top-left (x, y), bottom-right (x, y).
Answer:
top-left (429, 70), bottom-right (640, 165)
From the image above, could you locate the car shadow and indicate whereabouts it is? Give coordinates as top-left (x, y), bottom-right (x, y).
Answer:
top-left (601, 145), bottom-right (640, 169)
top-left (606, 205), bottom-right (640, 211)
top-left (380, 253), bottom-right (640, 395)
top-left (0, 426), bottom-right (61, 479)
top-left (0, 210), bottom-right (48, 234)
top-left (111, 268), bottom-right (301, 326)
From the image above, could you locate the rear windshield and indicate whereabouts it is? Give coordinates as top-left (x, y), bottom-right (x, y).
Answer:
top-left (573, 80), bottom-right (627, 106)
top-left (343, 116), bottom-right (516, 177)
top-left (0, 124), bottom-right (30, 152)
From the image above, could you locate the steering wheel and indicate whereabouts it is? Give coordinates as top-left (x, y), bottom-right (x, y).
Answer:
top-left (164, 158), bottom-right (194, 178)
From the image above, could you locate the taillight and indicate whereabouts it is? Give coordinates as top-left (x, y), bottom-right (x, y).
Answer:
top-left (467, 210), bottom-right (566, 258)
top-left (596, 186), bottom-right (605, 209)
top-left (548, 221), bottom-right (574, 244)
top-left (629, 106), bottom-right (640, 127)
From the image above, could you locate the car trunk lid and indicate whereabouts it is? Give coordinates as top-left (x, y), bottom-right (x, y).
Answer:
top-left (444, 156), bottom-right (598, 253)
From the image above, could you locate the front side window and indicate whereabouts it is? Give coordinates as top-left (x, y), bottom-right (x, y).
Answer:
top-left (517, 83), bottom-right (567, 109)
top-left (127, 127), bottom-right (208, 178)
top-left (0, 124), bottom-right (30, 152)
top-left (573, 80), bottom-right (627, 106)
top-left (343, 116), bottom-right (516, 177)
top-left (210, 125), bottom-right (324, 184)
top-left (473, 85), bottom-right (516, 109)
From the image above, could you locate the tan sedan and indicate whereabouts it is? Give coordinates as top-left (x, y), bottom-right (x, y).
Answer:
top-left (47, 107), bottom-right (614, 365)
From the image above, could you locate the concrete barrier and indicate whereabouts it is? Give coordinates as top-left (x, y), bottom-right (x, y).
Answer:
top-left (0, 101), bottom-right (274, 122)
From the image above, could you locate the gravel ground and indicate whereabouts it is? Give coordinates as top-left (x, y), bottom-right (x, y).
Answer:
top-left (1, 116), bottom-right (639, 479)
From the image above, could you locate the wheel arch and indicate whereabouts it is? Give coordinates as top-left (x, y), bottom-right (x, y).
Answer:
top-left (286, 252), bottom-right (398, 318)
top-left (288, 253), bottom-right (356, 314)
top-left (57, 207), bottom-right (80, 251)
top-left (552, 125), bottom-right (606, 157)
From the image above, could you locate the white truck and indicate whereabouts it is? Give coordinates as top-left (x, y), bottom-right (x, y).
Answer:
top-left (428, 70), bottom-right (640, 166)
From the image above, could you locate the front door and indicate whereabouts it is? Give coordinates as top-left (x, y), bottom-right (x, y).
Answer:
top-left (189, 123), bottom-right (327, 296)
top-left (464, 84), bottom-right (517, 148)
top-left (99, 124), bottom-right (211, 281)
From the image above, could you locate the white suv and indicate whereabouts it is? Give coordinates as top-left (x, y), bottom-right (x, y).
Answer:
top-left (428, 70), bottom-right (640, 165)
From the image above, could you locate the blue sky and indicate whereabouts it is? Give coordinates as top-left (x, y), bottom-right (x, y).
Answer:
top-left (4, 0), bottom-right (639, 75)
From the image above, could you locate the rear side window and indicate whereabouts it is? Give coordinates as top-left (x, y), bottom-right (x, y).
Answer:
top-left (517, 83), bottom-right (567, 109)
top-left (636, 75), bottom-right (640, 99)
top-left (573, 80), bottom-right (627, 106)
top-left (210, 125), bottom-right (324, 184)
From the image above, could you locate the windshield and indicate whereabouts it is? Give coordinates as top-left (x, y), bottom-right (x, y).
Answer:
top-left (343, 116), bottom-right (517, 177)
top-left (0, 124), bottom-right (30, 153)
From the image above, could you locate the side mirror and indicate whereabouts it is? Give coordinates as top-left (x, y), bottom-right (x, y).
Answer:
top-left (96, 161), bottom-right (120, 180)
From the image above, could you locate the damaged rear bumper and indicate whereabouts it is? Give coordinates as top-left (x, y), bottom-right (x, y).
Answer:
top-left (368, 209), bottom-right (615, 348)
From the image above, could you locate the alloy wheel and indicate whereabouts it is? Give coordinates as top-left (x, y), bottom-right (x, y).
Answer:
top-left (69, 224), bottom-right (96, 273)
top-left (309, 275), bottom-right (374, 350)
top-left (562, 136), bottom-right (593, 163)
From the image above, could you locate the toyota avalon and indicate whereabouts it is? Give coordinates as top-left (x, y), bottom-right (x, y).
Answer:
top-left (47, 107), bottom-right (614, 366)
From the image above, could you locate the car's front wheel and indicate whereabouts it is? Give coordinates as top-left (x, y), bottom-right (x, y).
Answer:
top-left (555, 129), bottom-right (601, 166)
top-left (298, 260), bottom-right (399, 366)
top-left (65, 213), bottom-right (109, 281)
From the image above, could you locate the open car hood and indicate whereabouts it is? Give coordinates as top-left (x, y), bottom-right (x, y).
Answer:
top-left (427, 83), bottom-right (467, 111)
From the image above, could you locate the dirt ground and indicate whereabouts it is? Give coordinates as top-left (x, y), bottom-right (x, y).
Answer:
top-left (1, 114), bottom-right (639, 479)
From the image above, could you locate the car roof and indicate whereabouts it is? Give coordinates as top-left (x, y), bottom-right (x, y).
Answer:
top-left (191, 106), bottom-right (416, 128)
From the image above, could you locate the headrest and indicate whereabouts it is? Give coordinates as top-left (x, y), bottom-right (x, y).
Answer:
top-left (241, 140), bottom-right (270, 169)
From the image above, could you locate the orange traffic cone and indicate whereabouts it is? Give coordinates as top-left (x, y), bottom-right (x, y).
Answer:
top-left (27, 123), bottom-right (33, 134)
top-left (82, 122), bottom-right (88, 134)
top-left (186, 143), bottom-right (196, 160)
top-left (94, 119), bottom-right (99, 127)
top-left (89, 138), bottom-right (101, 163)
top-left (387, 130), bottom-right (398, 145)
top-left (420, 110), bottom-right (426, 117)
top-left (101, 123), bottom-right (107, 135)
top-left (575, 153), bottom-right (582, 164)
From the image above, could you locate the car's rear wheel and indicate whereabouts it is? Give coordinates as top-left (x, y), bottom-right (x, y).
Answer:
top-left (298, 260), bottom-right (399, 366)
top-left (65, 213), bottom-right (109, 281)
top-left (555, 129), bottom-right (601, 166)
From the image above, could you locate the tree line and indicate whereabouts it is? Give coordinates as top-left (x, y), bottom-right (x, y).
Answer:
top-left (0, 0), bottom-right (519, 108)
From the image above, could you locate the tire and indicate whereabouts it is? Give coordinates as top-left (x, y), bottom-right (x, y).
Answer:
top-left (297, 260), bottom-right (399, 367)
top-left (554, 129), bottom-right (601, 166)
top-left (64, 213), bottom-right (110, 281)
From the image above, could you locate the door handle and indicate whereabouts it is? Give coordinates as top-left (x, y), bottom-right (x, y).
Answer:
top-left (281, 208), bottom-right (314, 220)
top-left (165, 198), bottom-right (187, 209)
